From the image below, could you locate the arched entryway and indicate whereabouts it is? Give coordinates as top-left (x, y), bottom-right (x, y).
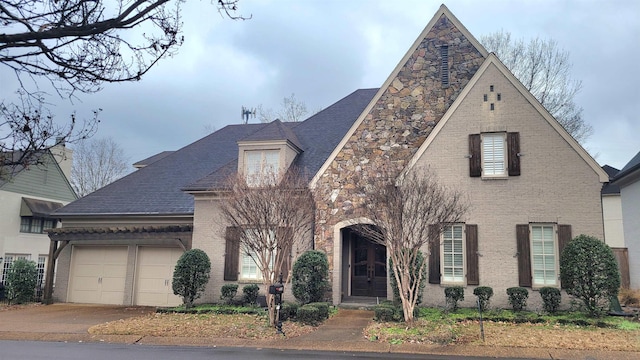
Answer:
top-left (340, 226), bottom-right (387, 299)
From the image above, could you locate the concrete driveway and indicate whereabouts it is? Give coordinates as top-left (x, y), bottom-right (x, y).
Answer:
top-left (0, 303), bottom-right (154, 335)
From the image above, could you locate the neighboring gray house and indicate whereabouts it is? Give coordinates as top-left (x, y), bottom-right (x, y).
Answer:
top-left (612, 151), bottom-right (640, 289)
top-left (1, 148), bottom-right (76, 298)
top-left (47, 5), bottom-right (609, 308)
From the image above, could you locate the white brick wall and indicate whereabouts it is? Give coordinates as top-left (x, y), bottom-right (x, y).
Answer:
top-left (414, 64), bottom-right (605, 308)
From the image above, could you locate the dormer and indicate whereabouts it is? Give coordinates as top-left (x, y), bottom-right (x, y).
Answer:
top-left (237, 120), bottom-right (303, 186)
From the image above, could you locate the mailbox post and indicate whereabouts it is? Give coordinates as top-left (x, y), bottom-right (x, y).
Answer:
top-left (268, 273), bottom-right (285, 335)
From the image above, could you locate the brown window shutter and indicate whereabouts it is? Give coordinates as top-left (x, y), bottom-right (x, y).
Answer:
top-left (428, 225), bottom-right (441, 284)
top-left (557, 224), bottom-right (572, 257)
top-left (469, 134), bottom-right (481, 177)
top-left (275, 227), bottom-right (292, 281)
top-left (507, 132), bottom-right (521, 176)
top-left (224, 227), bottom-right (240, 281)
top-left (466, 224), bottom-right (479, 285)
top-left (516, 224), bottom-right (532, 287)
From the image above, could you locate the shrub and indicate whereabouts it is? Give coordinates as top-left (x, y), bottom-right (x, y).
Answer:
top-left (5, 259), bottom-right (38, 304)
top-left (297, 304), bottom-right (322, 325)
top-left (560, 234), bottom-right (621, 317)
top-left (389, 250), bottom-right (427, 305)
top-left (373, 304), bottom-right (397, 322)
top-left (172, 249), bottom-right (211, 309)
top-left (291, 250), bottom-right (329, 304)
top-left (242, 284), bottom-right (260, 305)
top-left (506, 287), bottom-right (529, 312)
top-left (280, 302), bottom-right (298, 321)
top-left (220, 284), bottom-right (238, 305)
top-left (444, 286), bottom-right (464, 311)
top-left (473, 286), bottom-right (493, 312)
top-left (539, 287), bottom-right (562, 314)
top-left (307, 302), bottom-right (330, 320)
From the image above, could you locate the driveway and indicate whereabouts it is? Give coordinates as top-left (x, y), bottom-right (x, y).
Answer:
top-left (0, 303), bottom-right (154, 334)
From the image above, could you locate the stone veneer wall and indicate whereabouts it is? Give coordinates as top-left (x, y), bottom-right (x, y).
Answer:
top-left (313, 14), bottom-right (485, 296)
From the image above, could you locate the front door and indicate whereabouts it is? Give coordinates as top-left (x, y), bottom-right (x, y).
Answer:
top-left (351, 234), bottom-right (387, 297)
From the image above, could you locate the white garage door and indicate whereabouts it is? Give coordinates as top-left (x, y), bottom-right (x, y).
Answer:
top-left (134, 247), bottom-right (184, 307)
top-left (69, 246), bottom-right (128, 304)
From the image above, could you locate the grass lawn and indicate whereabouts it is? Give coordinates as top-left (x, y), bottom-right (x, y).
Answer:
top-left (364, 307), bottom-right (640, 351)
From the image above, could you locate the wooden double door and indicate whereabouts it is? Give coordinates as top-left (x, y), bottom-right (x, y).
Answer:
top-left (351, 235), bottom-right (387, 297)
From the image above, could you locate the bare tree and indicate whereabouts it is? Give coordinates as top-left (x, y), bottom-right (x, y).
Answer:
top-left (1, 91), bottom-right (99, 179)
top-left (481, 30), bottom-right (593, 143)
top-left (1, 0), bottom-right (247, 178)
top-left (257, 93), bottom-right (308, 123)
top-left (356, 165), bottom-right (468, 322)
top-left (71, 137), bottom-right (130, 197)
top-left (219, 168), bottom-right (315, 327)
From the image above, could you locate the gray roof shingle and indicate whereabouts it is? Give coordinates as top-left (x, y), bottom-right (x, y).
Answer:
top-left (55, 89), bottom-right (378, 216)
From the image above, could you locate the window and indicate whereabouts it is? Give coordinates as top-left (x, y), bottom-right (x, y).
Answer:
top-left (20, 217), bottom-right (57, 234)
top-left (245, 150), bottom-right (280, 186)
top-left (239, 229), bottom-right (275, 281)
top-left (482, 133), bottom-right (506, 176)
top-left (469, 132), bottom-right (520, 178)
top-left (429, 224), bottom-right (479, 286)
top-left (531, 225), bottom-right (557, 286)
top-left (441, 225), bottom-right (465, 283)
top-left (1, 254), bottom-right (30, 284)
top-left (516, 224), bottom-right (571, 288)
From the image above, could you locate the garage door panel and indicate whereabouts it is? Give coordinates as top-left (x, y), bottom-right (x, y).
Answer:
top-left (69, 246), bottom-right (128, 305)
top-left (135, 247), bottom-right (183, 307)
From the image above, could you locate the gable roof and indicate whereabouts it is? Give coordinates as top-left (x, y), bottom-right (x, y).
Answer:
top-left (183, 89), bottom-right (378, 192)
top-left (612, 150), bottom-right (640, 186)
top-left (1, 150), bottom-right (77, 201)
top-left (55, 89), bottom-right (377, 215)
top-left (238, 119), bottom-right (303, 150)
top-left (310, 4), bottom-right (488, 188)
top-left (404, 53), bottom-right (609, 183)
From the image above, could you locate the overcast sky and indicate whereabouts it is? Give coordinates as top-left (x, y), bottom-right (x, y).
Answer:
top-left (2, 0), bottom-right (639, 170)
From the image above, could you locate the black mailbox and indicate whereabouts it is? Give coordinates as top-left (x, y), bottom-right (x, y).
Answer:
top-left (269, 283), bottom-right (284, 295)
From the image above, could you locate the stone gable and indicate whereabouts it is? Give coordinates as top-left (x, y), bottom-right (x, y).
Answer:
top-left (314, 14), bottom-right (486, 275)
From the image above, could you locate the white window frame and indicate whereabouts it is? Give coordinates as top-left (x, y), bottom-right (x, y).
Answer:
top-left (441, 224), bottom-right (465, 284)
top-left (239, 229), bottom-right (275, 281)
top-left (244, 149), bottom-right (280, 186)
top-left (530, 224), bottom-right (558, 287)
top-left (1, 254), bottom-right (31, 284)
top-left (481, 132), bottom-right (507, 177)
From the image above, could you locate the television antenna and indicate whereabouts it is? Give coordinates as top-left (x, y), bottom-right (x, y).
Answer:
top-left (241, 106), bottom-right (256, 124)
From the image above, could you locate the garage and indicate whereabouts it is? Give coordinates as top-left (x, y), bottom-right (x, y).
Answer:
top-left (68, 246), bottom-right (128, 304)
top-left (134, 247), bottom-right (184, 307)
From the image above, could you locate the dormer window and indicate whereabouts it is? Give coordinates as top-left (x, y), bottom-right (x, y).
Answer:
top-left (245, 149), bottom-right (280, 186)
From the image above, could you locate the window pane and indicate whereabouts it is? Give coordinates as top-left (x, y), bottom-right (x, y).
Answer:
top-left (482, 134), bottom-right (505, 175)
top-left (31, 219), bottom-right (43, 233)
top-left (20, 218), bottom-right (31, 232)
top-left (441, 225), bottom-right (464, 283)
top-left (531, 225), bottom-right (557, 286)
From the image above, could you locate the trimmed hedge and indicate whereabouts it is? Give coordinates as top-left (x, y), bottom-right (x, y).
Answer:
top-left (444, 286), bottom-right (464, 311)
top-left (506, 287), bottom-right (529, 312)
top-left (539, 287), bottom-right (561, 314)
top-left (220, 284), bottom-right (238, 305)
top-left (297, 304), bottom-right (321, 325)
top-left (473, 286), bottom-right (493, 312)
top-left (242, 284), bottom-right (260, 306)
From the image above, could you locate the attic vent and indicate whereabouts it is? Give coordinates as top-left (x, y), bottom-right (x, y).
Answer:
top-left (440, 45), bottom-right (449, 87)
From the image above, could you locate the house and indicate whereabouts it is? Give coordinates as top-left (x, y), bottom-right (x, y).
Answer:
top-left (47, 5), bottom-right (608, 308)
top-left (0, 146), bottom-right (76, 299)
top-left (601, 165), bottom-right (629, 288)
top-left (612, 151), bottom-right (640, 289)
